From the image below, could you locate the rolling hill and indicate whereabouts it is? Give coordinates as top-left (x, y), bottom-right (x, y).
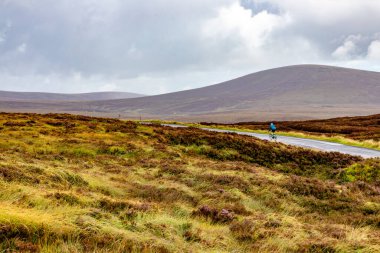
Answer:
top-left (0, 65), bottom-right (379, 121)
top-left (0, 91), bottom-right (144, 101)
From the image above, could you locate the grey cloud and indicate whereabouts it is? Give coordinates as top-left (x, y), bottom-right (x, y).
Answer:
top-left (0, 0), bottom-right (233, 78)
top-left (262, 0), bottom-right (380, 59)
top-left (240, 0), bottom-right (280, 15)
top-left (0, 0), bottom-right (380, 94)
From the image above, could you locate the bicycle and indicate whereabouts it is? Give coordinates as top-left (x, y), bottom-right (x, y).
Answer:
top-left (269, 131), bottom-right (277, 141)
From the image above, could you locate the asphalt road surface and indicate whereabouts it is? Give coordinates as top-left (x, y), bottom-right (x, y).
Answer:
top-left (162, 124), bottom-right (380, 158)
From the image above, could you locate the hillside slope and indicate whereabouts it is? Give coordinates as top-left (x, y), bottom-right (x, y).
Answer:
top-left (0, 65), bottom-right (379, 121)
top-left (83, 64), bottom-right (380, 121)
top-left (0, 91), bottom-right (144, 101)
top-left (0, 113), bottom-right (379, 252)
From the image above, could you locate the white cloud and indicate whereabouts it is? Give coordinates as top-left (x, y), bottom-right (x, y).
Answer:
top-left (200, 1), bottom-right (322, 70)
top-left (332, 35), bottom-right (362, 60)
top-left (203, 3), bottom-right (286, 47)
top-left (332, 41), bottom-right (356, 59)
top-left (263, 0), bottom-right (380, 25)
top-left (367, 40), bottom-right (380, 60)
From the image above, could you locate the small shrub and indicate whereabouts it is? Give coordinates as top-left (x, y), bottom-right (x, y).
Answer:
top-left (347, 181), bottom-right (380, 196)
top-left (98, 199), bottom-right (150, 214)
top-left (3, 121), bottom-right (28, 127)
top-left (229, 219), bottom-right (256, 241)
top-left (361, 202), bottom-right (380, 214)
top-left (158, 166), bottom-right (186, 175)
top-left (0, 222), bottom-right (47, 244)
top-left (341, 159), bottom-right (380, 184)
top-left (0, 238), bottom-right (40, 253)
top-left (50, 192), bottom-right (81, 206)
top-left (105, 121), bottom-right (137, 133)
top-left (130, 184), bottom-right (197, 204)
top-left (0, 165), bottom-right (39, 184)
top-left (322, 225), bottom-right (346, 240)
top-left (223, 202), bottom-right (251, 215)
top-left (283, 176), bottom-right (339, 200)
top-left (46, 121), bottom-right (64, 127)
top-left (192, 205), bottom-right (236, 223)
top-left (297, 242), bottom-right (336, 253)
top-left (70, 147), bottom-right (96, 157)
top-left (264, 218), bottom-right (281, 228)
top-left (179, 223), bottom-right (202, 242)
top-left (119, 209), bottom-right (139, 226)
top-left (302, 198), bottom-right (357, 214)
top-left (99, 146), bottom-right (127, 156)
top-left (51, 171), bottom-right (88, 187)
top-left (198, 173), bottom-right (250, 192)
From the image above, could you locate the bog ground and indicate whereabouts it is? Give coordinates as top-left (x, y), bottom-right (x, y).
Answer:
top-left (0, 113), bottom-right (379, 252)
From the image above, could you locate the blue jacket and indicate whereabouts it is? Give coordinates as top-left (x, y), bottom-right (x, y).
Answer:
top-left (270, 123), bottom-right (276, 131)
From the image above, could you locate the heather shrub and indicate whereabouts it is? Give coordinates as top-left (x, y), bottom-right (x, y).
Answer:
top-left (192, 205), bottom-right (236, 223)
top-left (159, 127), bottom-right (361, 179)
top-left (105, 121), bottom-right (137, 133)
top-left (283, 176), bottom-right (339, 200)
top-left (229, 219), bottom-right (257, 241)
top-left (341, 158), bottom-right (380, 184)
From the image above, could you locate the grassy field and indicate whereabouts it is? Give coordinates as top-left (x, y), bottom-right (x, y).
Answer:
top-left (197, 114), bottom-right (380, 150)
top-left (1, 113), bottom-right (380, 252)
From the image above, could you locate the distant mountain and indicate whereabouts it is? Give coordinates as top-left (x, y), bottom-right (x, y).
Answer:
top-left (1, 65), bottom-right (379, 122)
top-left (83, 64), bottom-right (380, 121)
top-left (0, 91), bottom-right (144, 101)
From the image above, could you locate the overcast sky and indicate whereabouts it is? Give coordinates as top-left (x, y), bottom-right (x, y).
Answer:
top-left (1, 0), bottom-right (380, 95)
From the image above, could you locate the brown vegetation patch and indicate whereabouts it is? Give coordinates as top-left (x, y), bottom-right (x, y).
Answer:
top-left (197, 173), bottom-right (251, 192)
top-left (192, 205), bottom-right (236, 223)
top-left (201, 189), bottom-right (241, 203)
top-left (105, 121), bottom-right (137, 133)
top-left (98, 198), bottom-right (150, 214)
top-left (130, 183), bottom-right (197, 205)
top-left (229, 219), bottom-right (257, 241)
top-left (297, 241), bottom-right (337, 253)
top-left (156, 126), bottom-right (361, 179)
top-left (50, 171), bottom-right (88, 187)
top-left (347, 181), bottom-right (380, 196)
top-left (158, 165), bottom-right (187, 175)
top-left (3, 121), bottom-right (29, 127)
top-left (283, 176), bottom-right (339, 200)
top-left (0, 165), bottom-right (39, 184)
top-left (48, 192), bottom-right (82, 206)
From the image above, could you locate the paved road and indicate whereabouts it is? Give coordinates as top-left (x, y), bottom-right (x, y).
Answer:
top-left (162, 124), bottom-right (380, 158)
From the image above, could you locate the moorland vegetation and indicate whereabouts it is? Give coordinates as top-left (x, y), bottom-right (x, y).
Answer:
top-left (0, 113), bottom-right (379, 252)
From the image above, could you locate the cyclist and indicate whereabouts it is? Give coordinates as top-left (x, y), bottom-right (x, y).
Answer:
top-left (269, 122), bottom-right (277, 140)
